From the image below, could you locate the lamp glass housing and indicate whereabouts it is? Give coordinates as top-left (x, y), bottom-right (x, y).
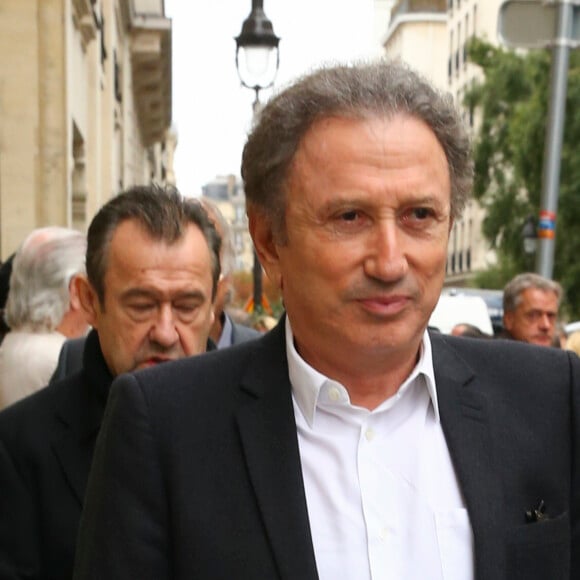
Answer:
top-left (523, 237), bottom-right (538, 255)
top-left (522, 216), bottom-right (538, 255)
top-left (236, 45), bottom-right (279, 90)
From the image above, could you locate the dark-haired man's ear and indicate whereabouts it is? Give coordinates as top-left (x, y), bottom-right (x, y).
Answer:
top-left (74, 275), bottom-right (101, 329)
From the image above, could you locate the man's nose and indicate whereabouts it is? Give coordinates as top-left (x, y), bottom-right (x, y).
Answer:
top-left (538, 313), bottom-right (553, 329)
top-left (364, 221), bottom-right (408, 282)
top-left (149, 304), bottom-right (179, 347)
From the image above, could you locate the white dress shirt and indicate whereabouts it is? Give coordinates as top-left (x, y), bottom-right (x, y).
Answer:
top-left (286, 319), bottom-right (474, 580)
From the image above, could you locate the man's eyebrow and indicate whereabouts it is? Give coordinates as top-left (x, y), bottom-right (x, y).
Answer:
top-left (320, 194), bottom-right (448, 212)
top-left (120, 288), bottom-right (205, 301)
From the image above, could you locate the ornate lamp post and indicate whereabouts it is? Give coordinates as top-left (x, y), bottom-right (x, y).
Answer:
top-left (235, 0), bottom-right (280, 315)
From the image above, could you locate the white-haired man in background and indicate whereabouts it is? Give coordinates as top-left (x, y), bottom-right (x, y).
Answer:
top-left (0, 227), bottom-right (87, 409)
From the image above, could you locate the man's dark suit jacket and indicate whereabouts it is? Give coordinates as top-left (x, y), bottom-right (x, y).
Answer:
top-left (0, 330), bottom-right (218, 580)
top-left (50, 335), bottom-right (86, 383)
top-left (73, 321), bottom-right (580, 580)
top-left (228, 314), bottom-right (261, 345)
top-left (0, 330), bottom-right (113, 579)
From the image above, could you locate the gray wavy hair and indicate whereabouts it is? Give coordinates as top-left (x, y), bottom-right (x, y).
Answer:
top-left (5, 227), bottom-right (87, 332)
top-left (503, 272), bottom-right (563, 313)
top-left (242, 59), bottom-right (473, 242)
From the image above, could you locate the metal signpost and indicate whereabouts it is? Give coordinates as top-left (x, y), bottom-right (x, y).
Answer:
top-left (497, 0), bottom-right (580, 278)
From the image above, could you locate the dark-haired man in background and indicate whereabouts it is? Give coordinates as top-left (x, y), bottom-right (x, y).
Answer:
top-left (0, 185), bottom-right (220, 579)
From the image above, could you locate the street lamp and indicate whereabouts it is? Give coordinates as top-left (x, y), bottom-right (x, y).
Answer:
top-left (235, 0), bottom-right (280, 106)
top-left (235, 0), bottom-right (280, 315)
top-left (522, 214), bottom-right (538, 257)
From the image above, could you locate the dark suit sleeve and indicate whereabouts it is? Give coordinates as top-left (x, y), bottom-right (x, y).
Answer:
top-left (231, 321), bottom-right (261, 345)
top-left (0, 440), bottom-right (41, 579)
top-left (73, 373), bottom-right (171, 579)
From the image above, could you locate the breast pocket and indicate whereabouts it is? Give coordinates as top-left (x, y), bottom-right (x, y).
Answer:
top-left (507, 511), bottom-right (570, 580)
top-left (435, 508), bottom-right (474, 580)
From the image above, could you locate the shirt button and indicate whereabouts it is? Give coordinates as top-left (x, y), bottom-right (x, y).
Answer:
top-left (379, 527), bottom-right (389, 541)
top-left (365, 428), bottom-right (375, 441)
top-left (328, 387), bottom-right (341, 401)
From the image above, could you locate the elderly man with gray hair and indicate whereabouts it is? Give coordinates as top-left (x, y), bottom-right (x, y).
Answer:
top-left (502, 272), bottom-right (563, 347)
top-left (0, 227), bottom-right (87, 409)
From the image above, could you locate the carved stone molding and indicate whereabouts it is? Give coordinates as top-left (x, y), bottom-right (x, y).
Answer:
top-left (72, 0), bottom-right (97, 50)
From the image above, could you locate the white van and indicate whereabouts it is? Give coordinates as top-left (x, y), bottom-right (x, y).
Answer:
top-left (429, 294), bottom-right (494, 335)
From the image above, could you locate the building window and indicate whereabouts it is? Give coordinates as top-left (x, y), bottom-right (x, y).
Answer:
top-left (72, 123), bottom-right (87, 229)
top-left (114, 51), bottom-right (122, 103)
top-left (99, 11), bottom-right (107, 66)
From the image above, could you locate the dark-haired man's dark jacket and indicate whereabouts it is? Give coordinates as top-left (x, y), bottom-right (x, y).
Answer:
top-left (0, 330), bottom-right (112, 579)
top-left (73, 320), bottom-right (580, 580)
top-left (0, 329), bottom-right (216, 580)
top-left (0, 328), bottom-right (217, 579)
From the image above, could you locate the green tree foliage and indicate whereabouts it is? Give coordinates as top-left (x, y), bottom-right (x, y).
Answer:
top-left (465, 38), bottom-right (580, 317)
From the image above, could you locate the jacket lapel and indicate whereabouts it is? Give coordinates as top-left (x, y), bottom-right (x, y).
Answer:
top-left (236, 323), bottom-right (319, 580)
top-left (52, 331), bottom-right (112, 505)
top-left (51, 375), bottom-right (104, 505)
top-left (431, 333), bottom-right (504, 580)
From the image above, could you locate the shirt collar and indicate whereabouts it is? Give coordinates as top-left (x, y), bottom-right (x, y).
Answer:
top-left (285, 317), bottom-right (440, 428)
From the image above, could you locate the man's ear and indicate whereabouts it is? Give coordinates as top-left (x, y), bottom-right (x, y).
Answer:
top-left (68, 274), bottom-right (83, 313)
top-left (503, 311), bottom-right (513, 332)
top-left (74, 274), bottom-right (100, 328)
top-left (248, 208), bottom-right (283, 290)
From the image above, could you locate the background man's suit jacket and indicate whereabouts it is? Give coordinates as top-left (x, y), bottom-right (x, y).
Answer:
top-left (0, 330), bottom-right (218, 580)
top-left (74, 322), bottom-right (580, 580)
top-left (0, 331), bottom-right (112, 579)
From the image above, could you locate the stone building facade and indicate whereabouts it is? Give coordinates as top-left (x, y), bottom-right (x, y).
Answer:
top-left (381, 0), bottom-right (448, 89)
top-left (0, 0), bottom-right (173, 258)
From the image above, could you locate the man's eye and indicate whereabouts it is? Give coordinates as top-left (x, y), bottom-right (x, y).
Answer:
top-left (174, 302), bottom-right (198, 314)
top-left (410, 207), bottom-right (433, 220)
top-left (130, 303), bottom-right (154, 311)
top-left (339, 210), bottom-right (360, 222)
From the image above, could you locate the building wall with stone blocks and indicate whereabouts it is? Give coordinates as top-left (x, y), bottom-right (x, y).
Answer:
top-left (0, 0), bottom-right (173, 259)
